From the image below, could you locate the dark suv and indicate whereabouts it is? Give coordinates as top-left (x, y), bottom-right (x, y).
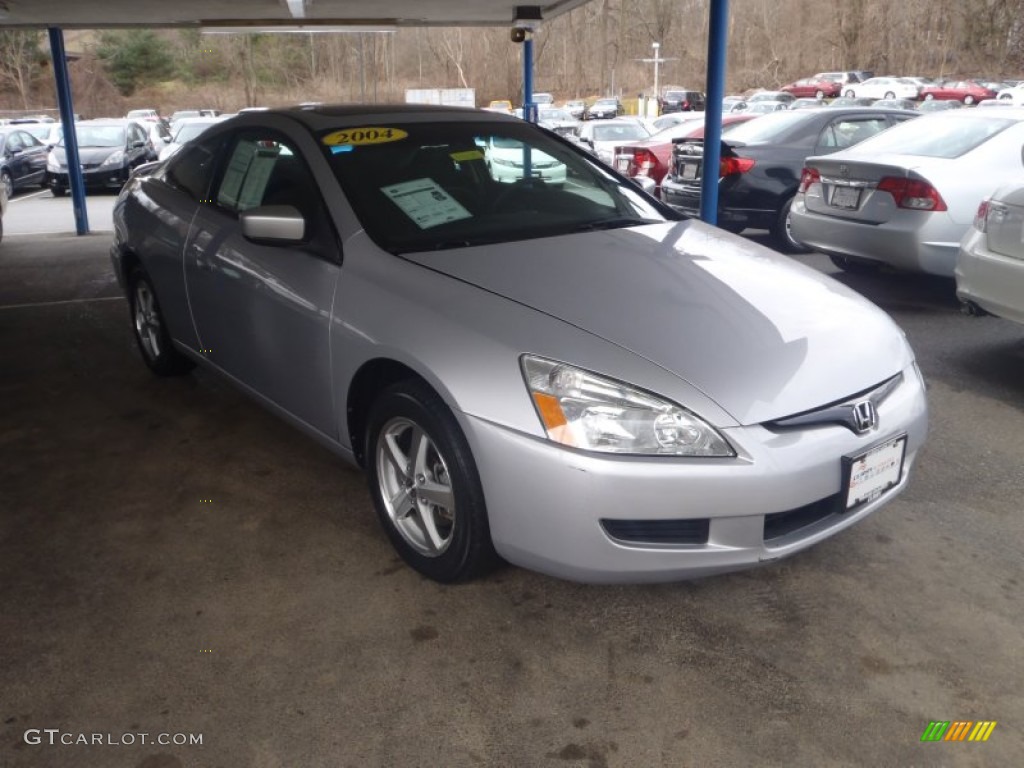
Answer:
top-left (659, 89), bottom-right (705, 113)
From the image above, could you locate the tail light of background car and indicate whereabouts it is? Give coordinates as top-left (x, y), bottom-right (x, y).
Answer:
top-left (720, 156), bottom-right (755, 176)
top-left (876, 177), bottom-right (948, 211)
top-left (972, 198), bottom-right (990, 232)
top-left (799, 167), bottom-right (821, 193)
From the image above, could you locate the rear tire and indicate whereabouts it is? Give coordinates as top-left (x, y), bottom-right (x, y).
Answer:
top-left (771, 197), bottom-right (811, 254)
top-left (884, 91), bottom-right (895, 99)
top-left (964, 95), bottom-right (975, 105)
top-left (844, 89), bottom-right (855, 98)
top-left (924, 93), bottom-right (934, 101)
top-left (127, 266), bottom-right (195, 376)
top-left (366, 380), bottom-right (498, 583)
top-left (1, 171), bottom-right (12, 201)
top-left (829, 254), bottom-right (881, 274)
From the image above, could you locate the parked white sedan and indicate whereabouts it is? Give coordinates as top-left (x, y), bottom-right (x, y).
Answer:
top-left (791, 109), bottom-right (1024, 276)
top-left (956, 181), bottom-right (1024, 325)
top-left (844, 77), bottom-right (920, 101)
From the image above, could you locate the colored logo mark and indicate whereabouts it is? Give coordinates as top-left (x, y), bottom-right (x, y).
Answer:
top-left (921, 720), bottom-right (997, 742)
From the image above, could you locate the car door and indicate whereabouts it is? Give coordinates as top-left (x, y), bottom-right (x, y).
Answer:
top-left (3, 131), bottom-right (36, 188)
top-left (183, 127), bottom-right (341, 436)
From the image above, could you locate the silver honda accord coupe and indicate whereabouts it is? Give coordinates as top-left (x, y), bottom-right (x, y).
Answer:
top-left (110, 105), bottom-right (928, 584)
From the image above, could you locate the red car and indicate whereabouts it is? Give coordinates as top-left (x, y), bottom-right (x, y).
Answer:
top-left (780, 78), bottom-right (842, 99)
top-left (920, 80), bottom-right (997, 104)
top-left (612, 114), bottom-right (758, 193)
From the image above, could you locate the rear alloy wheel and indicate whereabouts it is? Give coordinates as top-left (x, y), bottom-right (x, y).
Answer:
top-left (1, 171), bottom-right (12, 201)
top-left (924, 93), bottom-right (934, 101)
top-left (844, 89), bottom-right (855, 98)
top-left (964, 95), bottom-right (975, 105)
top-left (815, 90), bottom-right (825, 99)
top-left (884, 91), bottom-right (895, 99)
top-left (829, 254), bottom-right (882, 274)
top-left (366, 380), bottom-right (497, 583)
top-left (128, 266), bottom-right (195, 376)
top-left (771, 197), bottom-right (811, 254)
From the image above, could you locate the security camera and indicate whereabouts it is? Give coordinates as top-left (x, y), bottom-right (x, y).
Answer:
top-left (510, 27), bottom-right (528, 44)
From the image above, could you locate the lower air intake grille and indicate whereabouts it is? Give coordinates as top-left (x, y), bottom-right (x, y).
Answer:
top-left (763, 493), bottom-right (844, 542)
top-left (600, 518), bottom-right (710, 545)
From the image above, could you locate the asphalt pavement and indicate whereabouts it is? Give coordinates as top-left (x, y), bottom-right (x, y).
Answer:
top-left (4, 187), bottom-right (117, 236)
top-left (0, 228), bottom-right (1021, 768)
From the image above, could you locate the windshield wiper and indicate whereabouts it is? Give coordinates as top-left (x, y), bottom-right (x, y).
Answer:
top-left (570, 217), bottom-right (656, 233)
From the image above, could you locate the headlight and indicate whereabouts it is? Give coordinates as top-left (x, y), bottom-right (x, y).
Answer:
top-left (101, 150), bottom-right (126, 167)
top-left (491, 157), bottom-right (516, 167)
top-left (521, 355), bottom-right (735, 457)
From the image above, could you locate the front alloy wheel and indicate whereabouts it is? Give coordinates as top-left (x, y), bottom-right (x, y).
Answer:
top-left (128, 267), bottom-right (194, 376)
top-left (367, 380), bottom-right (497, 582)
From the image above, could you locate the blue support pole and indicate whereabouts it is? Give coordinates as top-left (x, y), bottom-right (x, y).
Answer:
top-left (523, 36), bottom-right (536, 123)
top-left (47, 27), bottom-right (89, 235)
top-left (700, 0), bottom-right (729, 226)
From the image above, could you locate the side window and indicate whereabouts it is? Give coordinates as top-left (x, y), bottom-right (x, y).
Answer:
top-left (165, 138), bottom-right (221, 201)
top-left (213, 130), bottom-right (337, 255)
top-left (7, 133), bottom-right (24, 152)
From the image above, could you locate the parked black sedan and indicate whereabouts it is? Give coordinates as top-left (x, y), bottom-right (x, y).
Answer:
top-left (0, 126), bottom-right (49, 199)
top-left (659, 107), bottom-right (917, 252)
top-left (45, 119), bottom-right (153, 196)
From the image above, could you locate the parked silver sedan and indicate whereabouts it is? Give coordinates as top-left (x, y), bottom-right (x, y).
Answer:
top-left (111, 105), bottom-right (928, 584)
top-left (791, 109), bottom-right (1024, 276)
top-left (956, 180), bottom-right (1024, 325)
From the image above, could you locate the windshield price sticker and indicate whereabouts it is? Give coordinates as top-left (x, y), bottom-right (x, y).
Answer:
top-left (322, 127), bottom-right (408, 147)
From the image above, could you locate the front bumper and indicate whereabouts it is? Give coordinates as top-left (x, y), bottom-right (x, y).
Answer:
top-left (47, 166), bottom-right (130, 190)
top-left (463, 363), bottom-right (928, 583)
top-left (790, 198), bottom-right (963, 277)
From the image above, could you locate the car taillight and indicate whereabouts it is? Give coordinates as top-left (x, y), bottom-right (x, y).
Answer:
top-left (633, 148), bottom-right (657, 176)
top-left (876, 176), bottom-right (948, 211)
top-left (972, 198), bottom-right (990, 232)
top-left (798, 167), bottom-right (821, 193)
top-left (719, 156), bottom-right (755, 176)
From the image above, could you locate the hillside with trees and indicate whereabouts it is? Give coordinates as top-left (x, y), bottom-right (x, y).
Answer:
top-left (1, 0), bottom-right (1022, 116)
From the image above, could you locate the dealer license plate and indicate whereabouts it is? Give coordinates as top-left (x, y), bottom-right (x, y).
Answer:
top-left (843, 434), bottom-right (907, 509)
top-left (830, 185), bottom-right (861, 209)
top-left (681, 162), bottom-right (699, 181)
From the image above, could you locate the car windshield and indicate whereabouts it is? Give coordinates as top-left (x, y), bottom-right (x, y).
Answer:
top-left (846, 115), bottom-right (1016, 158)
top-left (320, 121), bottom-right (669, 254)
top-left (173, 121), bottom-right (217, 143)
top-left (591, 123), bottom-right (648, 141)
top-left (62, 125), bottom-right (126, 147)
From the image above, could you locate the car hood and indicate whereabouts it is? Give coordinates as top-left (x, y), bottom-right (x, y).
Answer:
top-left (402, 220), bottom-right (911, 425)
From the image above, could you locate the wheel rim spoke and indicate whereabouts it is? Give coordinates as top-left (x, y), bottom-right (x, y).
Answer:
top-left (375, 417), bottom-right (455, 558)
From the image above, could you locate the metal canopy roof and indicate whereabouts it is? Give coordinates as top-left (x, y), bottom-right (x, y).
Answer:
top-left (0, 0), bottom-right (589, 29)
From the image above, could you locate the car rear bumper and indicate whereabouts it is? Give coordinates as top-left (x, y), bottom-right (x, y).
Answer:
top-left (790, 198), bottom-right (963, 276)
top-left (956, 228), bottom-right (1024, 325)
top-left (661, 178), bottom-right (777, 231)
top-left (462, 363), bottom-right (928, 583)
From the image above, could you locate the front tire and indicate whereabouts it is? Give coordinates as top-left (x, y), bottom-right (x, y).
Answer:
top-left (1, 171), bottom-right (12, 201)
top-left (884, 91), bottom-right (895, 99)
top-left (366, 380), bottom-right (498, 583)
top-left (771, 197), bottom-right (811, 254)
top-left (127, 266), bottom-right (195, 376)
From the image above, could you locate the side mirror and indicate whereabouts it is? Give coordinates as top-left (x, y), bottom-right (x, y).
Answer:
top-left (241, 205), bottom-right (306, 243)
